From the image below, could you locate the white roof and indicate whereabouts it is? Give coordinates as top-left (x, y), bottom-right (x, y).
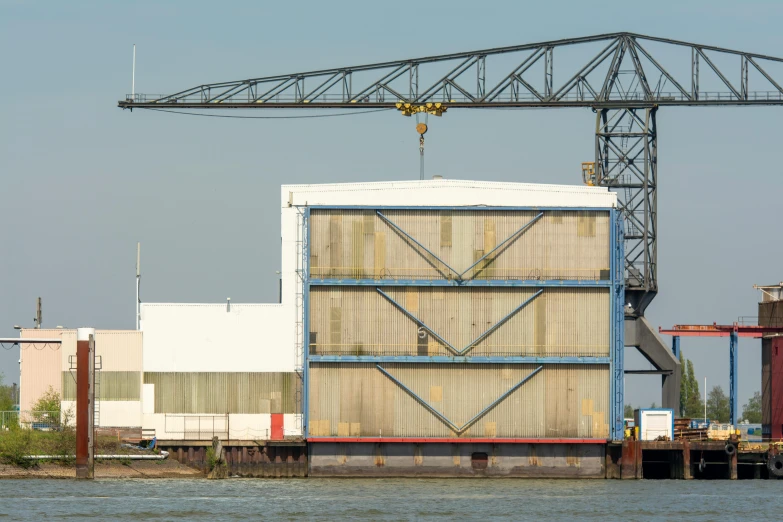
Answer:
top-left (281, 179), bottom-right (616, 208)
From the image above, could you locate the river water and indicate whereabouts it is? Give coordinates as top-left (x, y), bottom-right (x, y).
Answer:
top-left (0, 478), bottom-right (780, 520)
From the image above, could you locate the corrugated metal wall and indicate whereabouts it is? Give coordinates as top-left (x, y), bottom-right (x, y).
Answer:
top-left (59, 330), bottom-right (142, 373)
top-left (307, 207), bottom-right (615, 441)
top-left (308, 363), bottom-right (609, 438)
top-left (309, 287), bottom-right (609, 357)
top-left (62, 371), bottom-right (141, 401)
top-left (21, 330), bottom-right (142, 412)
top-left (309, 210), bottom-right (610, 281)
top-left (20, 329), bottom-right (71, 412)
top-left (143, 372), bottom-right (299, 415)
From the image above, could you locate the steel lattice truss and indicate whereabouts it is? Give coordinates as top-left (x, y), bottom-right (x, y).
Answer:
top-left (118, 33), bottom-right (783, 315)
top-left (119, 32), bottom-right (783, 109)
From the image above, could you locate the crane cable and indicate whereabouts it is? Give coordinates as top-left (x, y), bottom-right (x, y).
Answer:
top-left (415, 112), bottom-right (429, 180)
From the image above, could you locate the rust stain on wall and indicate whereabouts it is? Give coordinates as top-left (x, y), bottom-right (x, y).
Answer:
top-left (528, 444), bottom-right (541, 467)
top-left (566, 444), bottom-right (581, 468)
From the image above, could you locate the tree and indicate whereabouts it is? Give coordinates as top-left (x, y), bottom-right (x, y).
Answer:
top-left (679, 351), bottom-right (686, 416)
top-left (31, 386), bottom-right (61, 428)
top-left (683, 359), bottom-right (703, 419)
top-left (624, 404), bottom-right (634, 418)
top-left (0, 375), bottom-right (15, 412)
top-left (741, 391), bottom-right (762, 424)
top-left (706, 385), bottom-right (730, 423)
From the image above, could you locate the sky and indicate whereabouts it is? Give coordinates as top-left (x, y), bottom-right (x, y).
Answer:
top-left (2, 0), bottom-right (782, 411)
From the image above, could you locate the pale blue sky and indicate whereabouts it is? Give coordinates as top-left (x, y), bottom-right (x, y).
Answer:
top-left (2, 0), bottom-right (782, 410)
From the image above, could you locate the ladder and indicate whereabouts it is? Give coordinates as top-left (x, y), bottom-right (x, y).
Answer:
top-left (293, 206), bottom-right (308, 432)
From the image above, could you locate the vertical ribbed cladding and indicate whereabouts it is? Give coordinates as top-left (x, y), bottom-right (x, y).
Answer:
top-left (309, 209), bottom-right (610, 280)
top-left (309, 287), bottom-right (609, 357)
top-left (58, 330), bottom-right (144, 402)
top-left (308, 363), bottom-right (609, 438)
top-left (92, 331), bottom-right (142, 371)
top-left (143, 372), bottom-right (298, 415)
top-left (63, 372), bottom-right (140, 401)
top-left (20, 329), bottom-right (72, 412)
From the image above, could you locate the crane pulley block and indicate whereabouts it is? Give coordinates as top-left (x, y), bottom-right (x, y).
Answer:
top-left (395, 102), bottom-right (447, 117)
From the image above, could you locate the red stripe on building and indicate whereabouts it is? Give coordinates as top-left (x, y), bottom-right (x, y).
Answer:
top-left (306, 437), bottom-right (607, 444)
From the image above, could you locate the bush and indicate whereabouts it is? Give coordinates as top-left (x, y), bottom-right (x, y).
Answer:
top-left (205, 447), bottom-right (217, 472)
top-left (0, 429), bottom-right (33, 468)
top-left (31, 386), bottom-right (61, 428)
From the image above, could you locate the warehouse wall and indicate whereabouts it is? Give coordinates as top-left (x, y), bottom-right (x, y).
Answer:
top-left (309, 363), bottom-right (609, 439)
top-left (20, 329), bottom-right (71, 413)
top-left (140, 303), bottom-right (302, 439)
top-left (309, 287), bottom-right (609, 357)
top-left (20, 329), bottom-right (143, 428)
top-left (297, 185), bottom-right (620, 447)
top-left (309, 210), bottom-right (610, 281)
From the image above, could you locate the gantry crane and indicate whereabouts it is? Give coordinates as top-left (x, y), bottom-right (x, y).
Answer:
top-left (119, 32), bottom-right (783, 409)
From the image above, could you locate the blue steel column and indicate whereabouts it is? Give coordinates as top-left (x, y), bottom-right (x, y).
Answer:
top-left (611, 209), bottom-right (625, 440)
top-left (672, 336), bottom-right (680, 359)
top-left (730, 330), bottom-right (738, 425)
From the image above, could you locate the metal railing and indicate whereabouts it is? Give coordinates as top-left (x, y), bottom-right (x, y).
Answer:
top-left (164, 414), bottom-right (229, 440)
top-left (0, 410), bottom-right (61, 431)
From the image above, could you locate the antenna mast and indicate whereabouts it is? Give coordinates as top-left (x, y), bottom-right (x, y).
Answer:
top-left (136, 242), bottom-right (141, 330)
top-left (131, 44), bottom-right (136, 100)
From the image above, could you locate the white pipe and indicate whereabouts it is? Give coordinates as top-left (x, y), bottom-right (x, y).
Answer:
top-left (132, 44), bottom-right (136, 98)
top-left (25, 451), bottom-right (168, 460)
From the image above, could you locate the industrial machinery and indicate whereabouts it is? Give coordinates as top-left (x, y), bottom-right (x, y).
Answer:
top-left (118, 32), bottom-right (783, 409)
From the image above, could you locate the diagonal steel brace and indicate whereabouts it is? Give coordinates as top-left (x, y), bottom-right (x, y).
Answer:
top-left (377, 364), bottom-right (543, 434)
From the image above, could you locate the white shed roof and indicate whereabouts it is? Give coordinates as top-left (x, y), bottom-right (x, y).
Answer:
top-left (281, 179), bottom-right (616, 208)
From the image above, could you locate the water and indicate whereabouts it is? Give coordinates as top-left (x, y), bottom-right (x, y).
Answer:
top-left (0, 478), bottom-right (780, 520)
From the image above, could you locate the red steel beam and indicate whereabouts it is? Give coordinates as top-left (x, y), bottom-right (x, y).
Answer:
top-left (307, 437), bottom-right (607, 444)
top-left (659, 323), bottom-right (783, 338)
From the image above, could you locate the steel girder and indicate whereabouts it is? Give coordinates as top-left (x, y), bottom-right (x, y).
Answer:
top-left (596, 107), bottom-right (657, 315)
top-left (118, 33), bottom-right (783, 109)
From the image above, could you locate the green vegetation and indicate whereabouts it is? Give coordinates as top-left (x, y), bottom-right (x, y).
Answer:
top-left (205, 446), bottom-right (218, 472)
top-left (0, 377), bottom-right (15, 412)
top-left (624, 404), bottom-right (634, 418)
top-left (31, 386), bottom-right (62, 427)
top-left (0, 429), bottom-right (34, 468)
top-left (0, 387), bottom-right (72, 466)
top-left (706, 385), bottom-right (730, 423)
top-left (679, 353), bottom-right (703, 418)
top-left (741, 391), bottom-right (762, 423)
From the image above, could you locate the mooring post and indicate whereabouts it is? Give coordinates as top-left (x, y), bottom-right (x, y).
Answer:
top-left (75, 328), bottom-right (95, 479)
top-left (682, 440), bottom-right (692, 479)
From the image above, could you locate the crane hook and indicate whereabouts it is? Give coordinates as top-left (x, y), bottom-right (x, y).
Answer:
top-left (416, 122), bottom-right (428, 180)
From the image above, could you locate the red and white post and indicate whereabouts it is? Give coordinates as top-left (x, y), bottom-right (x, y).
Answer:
top-left (75, 328), bottom-right (95, 479)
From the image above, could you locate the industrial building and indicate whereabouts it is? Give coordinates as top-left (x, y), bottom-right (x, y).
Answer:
top-left (291, 179), bottom-right (624, 476)
top-left (19, 178), bottom-right (626, 477)
top-left (758, 284), bottom-right (783, 440)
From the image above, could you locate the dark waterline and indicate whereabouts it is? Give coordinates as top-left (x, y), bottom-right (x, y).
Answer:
top-left (0, 478), bottom-right (781, 521)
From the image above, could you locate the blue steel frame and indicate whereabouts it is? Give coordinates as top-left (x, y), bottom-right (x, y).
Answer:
top-left (610, 209), bottom-right (625, 440)
top-left (302, 205), bottom-right (625, 440)
top-left (668, 333), bottom-right (741, 426)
